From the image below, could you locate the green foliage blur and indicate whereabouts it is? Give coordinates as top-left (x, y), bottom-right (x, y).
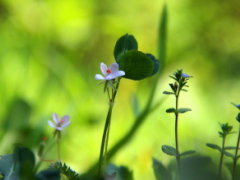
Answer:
top-left (0, 0), bottom-right (240, 179)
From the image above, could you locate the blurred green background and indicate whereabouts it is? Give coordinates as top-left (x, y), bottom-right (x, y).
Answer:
top-left (0, 0), bottom-right (240, 179)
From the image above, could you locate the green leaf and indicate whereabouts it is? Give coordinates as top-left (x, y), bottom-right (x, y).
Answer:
top-left (206, 143), bottom-right (222, 151)
top-left (169, 76), bottom-right (177, 81)
top-left (119, 50), bottom-right (154, 80)
top-left (146, 53), bottom-right (160, 76)
top-left (152, 158), bottom-right (172, 180)
top-left (36, 169), bottom-right (60, 180)
top-left (181, 89), bottom-right (188, 92)
top-left (50, 162), bottom-right (80, 180)
top-left (162, 145), bottom-right (177, 156)
top-left (178, 150), bottom-right (196, 157)
top-left (206, 143), bottom-right (235, 159)
top-left (177, 108), bottom-right (191, 113)
top-left (114, 34), bottom-right (138, 63)
top-left (13, 146), bottom-right (36, 179)
top-left (225, 146), bottom-right (240, 150)
top-left (166, 108), bottom-right (177, 113)
top-left (0, 154), bottom-right (19, 180)
top-left (163, 91), bottom-right (174, 95)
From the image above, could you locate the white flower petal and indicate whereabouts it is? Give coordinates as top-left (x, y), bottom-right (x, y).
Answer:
top-left (100, 63), bottom-right (108, 76)
top-left (52, 113), bottom-right (59, 124)
top-left (95, 74), bottom-right (106, 80)
top-left (62, 121), bottom-right (70, 128)
top-left (109, 63), bottom-right (119, 73)
top-left (48, 120), bottom-right (56, 128)
top-left (61, 115), bottom-right (69, 124)
top-left (56, 127), bottom-right (62, 131)
top-left (106, 70), bottom-right (125, 80)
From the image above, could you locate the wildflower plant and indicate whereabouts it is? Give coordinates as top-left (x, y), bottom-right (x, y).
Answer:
top-left (162, 69), bottom-right (195, 176)
top-left (95, 33), bottom-right (160, 177)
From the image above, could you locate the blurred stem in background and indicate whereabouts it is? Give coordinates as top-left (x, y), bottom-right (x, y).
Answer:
top-left (232, 124), bottom-right (240, 180)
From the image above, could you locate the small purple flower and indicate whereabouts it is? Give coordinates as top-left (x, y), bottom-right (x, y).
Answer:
top-left (48, 113), bottom-right (70, 131)
top-left (182, 73), bottom-right (191, 78)
top-left (95, 62), bottom-right (125, 81)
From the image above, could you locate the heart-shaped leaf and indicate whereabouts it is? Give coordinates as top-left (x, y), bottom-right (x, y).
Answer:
top-left (162, 145), bottom-right (177, 156)
top-left (114, 34), bottom-right (138, 63)
top-left (119, 50), bottom-right (154, 80)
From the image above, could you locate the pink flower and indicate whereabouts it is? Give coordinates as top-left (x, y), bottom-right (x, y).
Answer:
top-left (95, 62), bottom-right (125, 81)
top-left (48, 113), bottom-right (70, 131)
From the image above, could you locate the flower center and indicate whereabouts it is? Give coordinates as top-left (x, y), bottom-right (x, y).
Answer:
top-left (61, 120), bottom-right (64, 124)
top-left (106, 69), bottom-right (111, 74)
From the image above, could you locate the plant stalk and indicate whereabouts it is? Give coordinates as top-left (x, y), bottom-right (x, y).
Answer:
top-left (219, 136), bottom-right (226, 177)
top-left (175, 93), bottom-right (181, 174)
top-left (98, 79), bottom-right (120, 176)
top-left (232, 125), bottom-right (240, 180)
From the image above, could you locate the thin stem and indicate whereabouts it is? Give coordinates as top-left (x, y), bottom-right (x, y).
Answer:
top-left (232, 125), bottom-right (240, 180)
top-left (219, 136), bottom-right (226, 177)
top-left (103, 116), bottom-right (112, 173)
top-left (107, 88), bottom-right (111, 101)
top-left (98, 106), bottom-right (112, 176)
top-left (57, 138), bottom-right (60, 161)
top-left (175, 93), bottom-right (181, 174)
top-left (98, 79), bottom-right (120, 176)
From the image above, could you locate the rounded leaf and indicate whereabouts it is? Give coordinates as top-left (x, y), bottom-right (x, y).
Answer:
top-left (119, 50), bottom-right (154, 80)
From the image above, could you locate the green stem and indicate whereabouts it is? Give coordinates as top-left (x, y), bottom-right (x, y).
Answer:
top-left (57, 138), bottom-right (60, 162)
top-left (98, 79), bottom-right (120, 176)
top-left (98, 106), bottom-right (113, 176)
top-left (175, 93), bottom-right (181, 174)
top-left (232, 125), bottom-right (240, 180)
top-left (219, 136), bottom-right (226, 177)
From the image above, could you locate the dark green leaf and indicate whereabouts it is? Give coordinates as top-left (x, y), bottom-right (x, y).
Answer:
top-left (162, 145), bottom-right (176, 156)
top-left (166, 108), bottom-right (177, 113)
top-left (236, 113), bottom-right (240, 122)
top-left (119, 50), bottom-right (154, 80)
top-left (152, 158), bottom-right (172, 180)
top-left (178, 150), bottom-right (196, 157)
top-left (114, 34), bottom-right (138, 63)
top-left (13, 146), bottom-right (36, 179)
top-left (163, 91), bottom-right (174, 95)
top-left (118, 166), bottom-right (133, 180)
top-left (146, 53), bottom-right (160, 76)
top-left (36, 169), bottom-right (60, 180)
top-left (181, 89), bottom-right (188, 92)
top-left (225, 163), bottom-right (240, 180)
top-left (177, 108), bottom-right (191, 113)
top-left (0, 154), bottom-right (19, 180)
